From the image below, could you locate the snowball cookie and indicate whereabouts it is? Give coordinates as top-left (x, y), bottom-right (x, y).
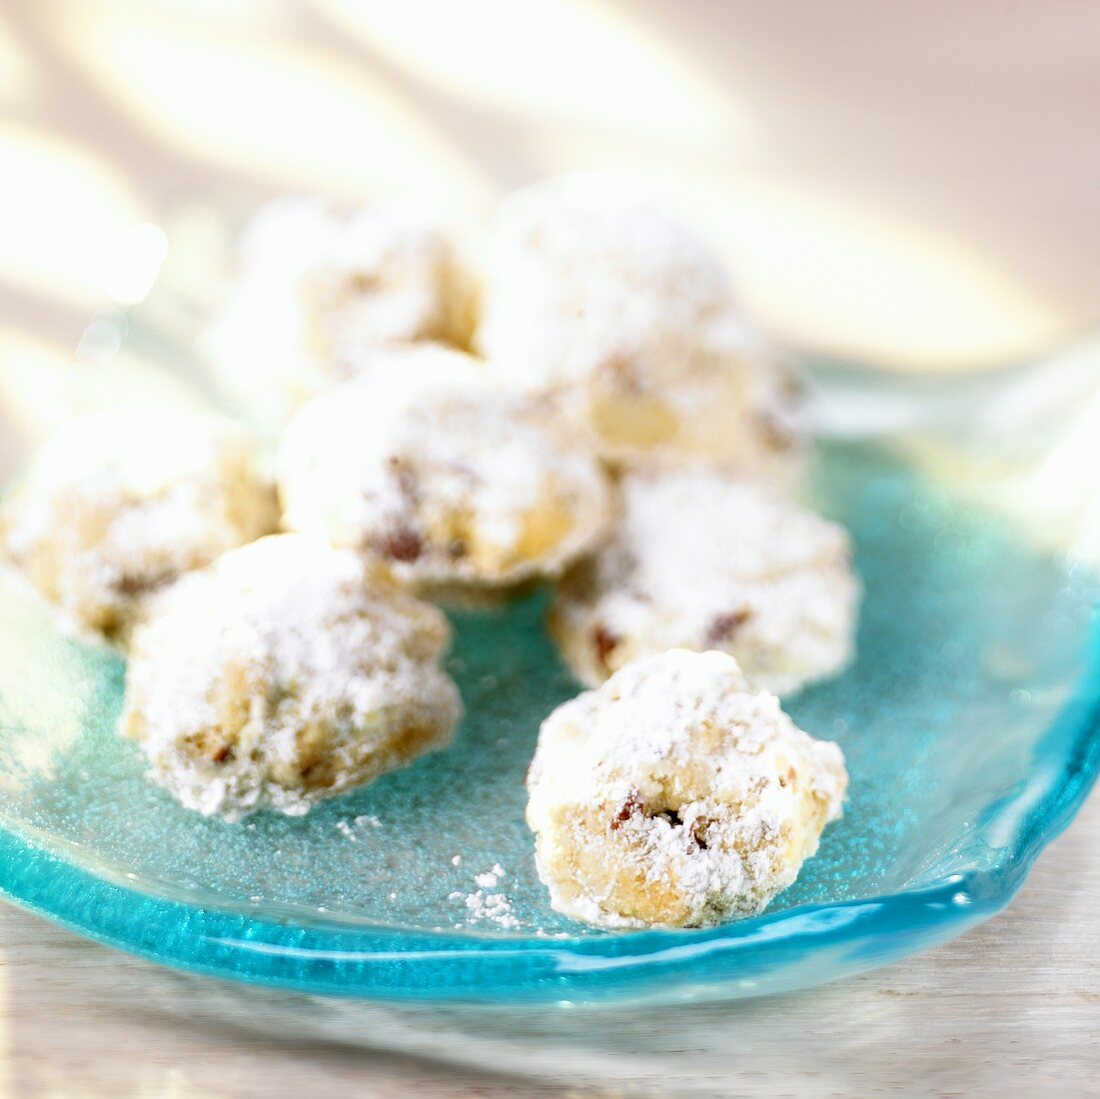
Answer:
top-left (0, 406), bottom-right (277, 641)
top-left (207, 197), bottom-right (475, 430)
top-left (526, 649), bottom-right (848, 928)
top-left (121, 534), bottom-right (462, 821)
top-left (550, 469), bottom-right (859, 695)
top-left (476, 174), bottom-right (805, 477)
top-left (277, 344), bottom-right (612, 588)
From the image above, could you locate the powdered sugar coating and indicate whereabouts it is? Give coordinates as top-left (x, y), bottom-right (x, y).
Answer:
top-left (550, 468), bottom-right (859, 695)
top-left (0, 406), bottom-right (277, 641)
top-left (121, 535), bottom-right (461, 821)
top-left (207, 197), bottom-right (475, 429)
top-left (277, 344), bottom-right (612, 587)
top-left (526, 649), bottom-right (848, 928)
top-left (478, 175), bottom-right (732, 391)
top-left (475, 174), bottom-right (806, 477)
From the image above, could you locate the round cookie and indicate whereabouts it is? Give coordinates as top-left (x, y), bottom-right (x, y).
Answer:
top-left (526, 649), bottom-right (848, 928)
top-left (476, 174), bottom-right (805, 478)
top-left (550, 468), bottom-right (859, 695)
top-left (0, 406), bottom-right (277, 641)
top-left (121, 534), bottom-right (462, 821)
top-left (207, 197), bottom-right (475, 430)
top-left (277, 344), bottom-right (612, 588)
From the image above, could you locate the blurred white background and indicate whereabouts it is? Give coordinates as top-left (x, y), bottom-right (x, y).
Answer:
top-left (1, 0), bottom-right (1099, 469)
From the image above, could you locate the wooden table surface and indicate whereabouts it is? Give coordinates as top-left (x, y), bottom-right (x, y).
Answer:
top-left (0, 786), bottom-right (1096, 1098)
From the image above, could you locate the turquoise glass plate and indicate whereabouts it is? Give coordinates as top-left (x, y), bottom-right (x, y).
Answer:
top-left (1, 394), bottom-right (1098, 1003)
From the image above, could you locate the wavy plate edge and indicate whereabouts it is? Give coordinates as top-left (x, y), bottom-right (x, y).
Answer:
top-left (0, 616), bottom-right (1096, 1007)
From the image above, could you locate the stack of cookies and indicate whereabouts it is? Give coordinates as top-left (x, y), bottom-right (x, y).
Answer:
top-left (0, 175), bottom-right (859, 928)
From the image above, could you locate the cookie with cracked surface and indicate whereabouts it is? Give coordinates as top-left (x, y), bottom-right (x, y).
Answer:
top-left (550, 468), bottom-right (859, 695)
top-left (277, 344), bottom-right (612, 589)
top-left (526, 649), bottom-right (848, 928)
top-left (0, 406), bottom-right (277, 642)
top-left (475, 174), bottom-right (806, 479)
top-left (207, 197), bottom-right (475, 430)
top-left (121, 534), bottom-right (462, 821)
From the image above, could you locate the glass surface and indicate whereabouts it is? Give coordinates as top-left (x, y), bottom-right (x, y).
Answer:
top-left (1, 419), bottom-right (1097, 1004)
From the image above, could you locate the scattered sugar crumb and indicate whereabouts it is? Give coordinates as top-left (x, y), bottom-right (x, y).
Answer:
top-left (336, 814), bottom-right (384, 841)
top-left (450, 855), bottom-right (463, 866)
top-left (464, 890), bottom-right (520, 930)
top-left (449, 864), bottom-right (521, 929)
top-left (474, 863), bottom-right (506, 889)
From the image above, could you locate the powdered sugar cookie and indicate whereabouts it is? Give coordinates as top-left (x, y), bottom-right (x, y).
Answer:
top-left (277, 345), bottom-right (612, 588)
top-left (207, 197), bottom-right (475, 429)
top-left (526, 649), bottom-right (848, 928)
top-left (550, 469), bottom-right (859, 695)
top-left (121, 534), bottom-right (461, 821)
top-left (476, 175), bottom-right (805, 478)
top-left (0, 406), bottom-right (277, 641)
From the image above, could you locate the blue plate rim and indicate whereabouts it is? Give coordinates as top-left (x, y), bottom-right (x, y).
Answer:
top-left (0, 611), bottom-right (1097, 1006)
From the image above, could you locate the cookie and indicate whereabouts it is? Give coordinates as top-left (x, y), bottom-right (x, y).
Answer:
top-left (0, 406), bottom-right (277, 641)
top-left (121, 534), bottom-right (462, 821)
top-left (277, 344), bottom-right (612, 588)
top-left (475, 174), bottom-right (805, 478)
top-left (526, 649), bottom-right (848, 928)
top-left (550, 468), bottom-right (859, 695)
top-left (207, 197), bottom-right (475, 429)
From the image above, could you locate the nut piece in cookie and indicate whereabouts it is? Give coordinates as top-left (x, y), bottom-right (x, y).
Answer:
top-left (526, 649), bottom-right (848, 928)
top-left (476, 173), bottom-right (806, 480)
top-left (0, 406), bottom-right (278, 643)
top-left (550, 468), bottom-right (859, 696)
top-left (121, 534), bottom-right (462, 821)
top-left (277, 344), bottom-right (612, 589)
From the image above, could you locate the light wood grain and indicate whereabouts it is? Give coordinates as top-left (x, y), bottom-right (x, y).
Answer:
top-left (1, 788), bottom-right (1098, 1098)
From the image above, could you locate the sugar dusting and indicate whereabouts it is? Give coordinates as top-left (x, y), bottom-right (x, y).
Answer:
top-left (477, 173), bottom-right (733, 391)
